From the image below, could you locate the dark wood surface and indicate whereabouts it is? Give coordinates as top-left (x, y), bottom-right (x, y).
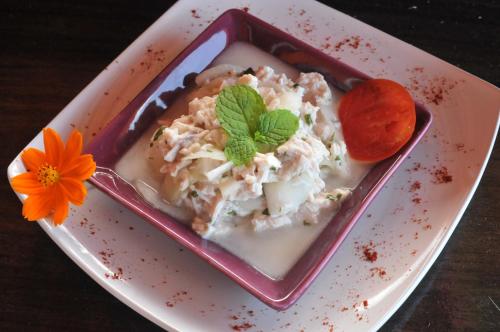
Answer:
top-left (1, 0), bottom-right (498, 331)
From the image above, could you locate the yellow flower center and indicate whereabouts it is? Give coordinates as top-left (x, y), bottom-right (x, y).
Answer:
top-left (37, 164), bottom-right (60, 187)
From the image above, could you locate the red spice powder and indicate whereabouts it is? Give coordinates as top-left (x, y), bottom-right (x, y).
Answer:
top-left (432, 166), bottom-right (453, 184)
top-left (334, 35), bottom-right (362, 51)
top-left (364, 42), bottom-right (376, 53)
top-left (358, 241), bottom-right (378, 262)
top-left (165, 290), bottom-right (189, 308)
top-left (409, 181), bottom-right (421, 192)
top-left (425, 85), bottom-right (444, 105)
top-left (297, 19), bottom-right (314, 34)
top-left (80, 217), bottom-right (97, 235)
top-left (363, 300), bottom-right (369, 307)
top-left (410, 216), bottom-right (425, 224)
top-left (190, 9), bottom-right (200, 18)
top-left (407, 68), bottom-right (459, 106)
top-left (412, 197), bottom-right (422, 204)
top-left (407, 162), bottom-right (423, 172)
top-left (230, 322), bottom-right (255, 331)
top-left (322, 317), bottom-right (335, 331)
top-left (303, 23), bottom-right (314, 34)
top-left (337, 37), bottom-right (349, 50)
top-left (107, 267), bottom-right (123, 280)
top-left (98, 249), bottom-right (114, 266)
top-left (363, 246), bottom-right (378, 262)
top-left (409, 180), bottom-right (423, 205)
top-left (137, 47), bottom-right (167, 72)
top-left (369, 267), bottom-right (387, 279)
top-left (349, 36), bottom-right (361, 49)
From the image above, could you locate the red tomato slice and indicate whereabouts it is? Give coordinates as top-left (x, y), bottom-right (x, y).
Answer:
top-left (339, 79), bottom-right (416, 162)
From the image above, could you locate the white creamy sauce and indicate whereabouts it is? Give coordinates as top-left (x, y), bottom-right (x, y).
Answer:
top-left (115, 96), bottom-right (193, 222)
top-left (114, 42), bottom-right (370, 279)
top-left (213, 42), bottom-right (299, 79)
top-left (209, 201), bottom-right (337, 278)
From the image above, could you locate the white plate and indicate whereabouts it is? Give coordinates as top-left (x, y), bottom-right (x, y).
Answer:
top-left (7, 0), bottom-right (499, 331)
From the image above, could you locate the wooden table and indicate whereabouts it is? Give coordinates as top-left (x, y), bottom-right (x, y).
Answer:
top-left (1, 1), bottom-right (498, 330)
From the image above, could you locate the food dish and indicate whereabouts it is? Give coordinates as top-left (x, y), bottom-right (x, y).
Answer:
top-left (117, 59), bottom-right (371, 279)
top-left (7, 0), bottom-right (498, 329)
top-left (85, 9), bottom-right (432, 309)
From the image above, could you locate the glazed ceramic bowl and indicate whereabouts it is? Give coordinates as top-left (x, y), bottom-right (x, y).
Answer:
top-left (86, 9), bottom-right (432, 310)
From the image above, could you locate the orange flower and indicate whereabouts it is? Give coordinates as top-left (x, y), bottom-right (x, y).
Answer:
top-left (11, 128), bottom-right (96, 225)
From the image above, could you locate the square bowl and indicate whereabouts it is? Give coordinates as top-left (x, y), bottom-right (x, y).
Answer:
top-left (86, 9), bottom-right (432, 310)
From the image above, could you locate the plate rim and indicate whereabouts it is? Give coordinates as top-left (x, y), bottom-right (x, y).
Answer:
top-left (5, 0), bottom-right (500, 330)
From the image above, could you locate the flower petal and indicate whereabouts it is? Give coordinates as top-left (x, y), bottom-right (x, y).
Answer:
top-left (60, 154), bottom-right (96, 180)
top-left (62, 130), bottom-right (83, 168)
top-left (22, 194), bottom-right (53, 221)
top-left (11, 172), bottom-right (45, 195)
top-left (52, 195), bottom-right (69, 226)
top-left (59, 177), bottom-right (87, 205)
top-left (43, 128), bottom-right (65, 168)
top-left (21, 148), bottom-right (46, 172)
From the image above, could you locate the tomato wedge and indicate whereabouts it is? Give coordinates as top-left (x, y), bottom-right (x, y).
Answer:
top-left (339, 79), bottom-right (416, 162)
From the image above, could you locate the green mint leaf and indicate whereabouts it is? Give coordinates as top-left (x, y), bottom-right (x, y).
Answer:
top-left (326, 193), bottom-right (337, 200)
top-left (304, 114), bottom-right (313, 126)
top-left (152, 126), bottom-right (165, 141)
top-left (224, 136), bottom-right (257, 166)
top-left (254, 109), bottom-right (299, 147)
top-left (216, 85), bottom-right (266, 137)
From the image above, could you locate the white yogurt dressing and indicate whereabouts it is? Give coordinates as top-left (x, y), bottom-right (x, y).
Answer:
top-left (115, 42), bottom-right (370, 279)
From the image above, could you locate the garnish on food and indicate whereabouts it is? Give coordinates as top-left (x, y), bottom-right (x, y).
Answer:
top-left (338, 79), bottom-right (416, 162)
top-left (10, 128), bottom-right (96, 225)
top-left (216, 84), bottom-right (299, 165)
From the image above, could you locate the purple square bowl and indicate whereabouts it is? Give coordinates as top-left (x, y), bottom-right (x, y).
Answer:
top-left (86, 9), bottom-right (432, 310)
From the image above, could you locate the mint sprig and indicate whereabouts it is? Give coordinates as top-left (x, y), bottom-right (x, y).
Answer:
top-left (254, 109), bottom-right (299, 146)
top-left (215, 85), bottom-right (299, 166)
top-left (224, 136), bottom-right (257, 166)
top-left (216, 85), bottom-right (265, 137)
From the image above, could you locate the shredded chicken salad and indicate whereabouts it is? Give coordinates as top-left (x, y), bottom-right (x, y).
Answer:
top-left (147, 65), bottom-right (356, 237)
